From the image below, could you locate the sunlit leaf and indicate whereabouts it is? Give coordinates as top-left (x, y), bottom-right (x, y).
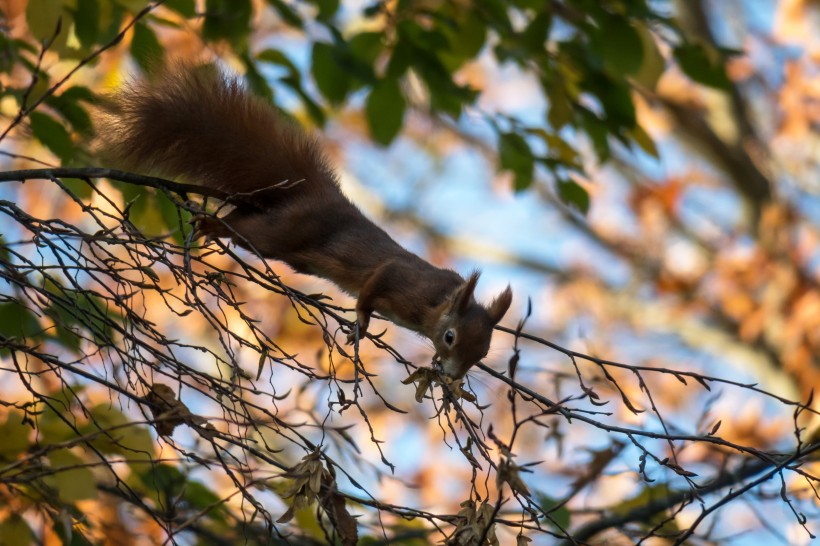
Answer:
top-left (45, 449), bottom-right (97, 502)
top-left (0, 514), bottom-right (35, 546)
top-left (26, 0), bottom-right (62, 40)
top-left (88, 404), bottom-right (154, 463)
top-left (629, 124), bottom-right (659, 158)
top-left (632, 23), bottom-right (665, 89)
top-left (0, 412), bottom-right (30, 459)
top-left (59, 177), bottom-right (93, 199)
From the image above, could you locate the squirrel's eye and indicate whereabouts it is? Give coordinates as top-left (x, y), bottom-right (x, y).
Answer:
top-left (444, 329), bottom-right (455, 345)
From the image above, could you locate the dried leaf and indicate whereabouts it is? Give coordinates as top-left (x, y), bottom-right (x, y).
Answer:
top-left (496, 459), bottom-right (531, 497)
top-left (276, 505), bottom-right (295, 523)
top-left (322, 490), bottom-right (358, 546)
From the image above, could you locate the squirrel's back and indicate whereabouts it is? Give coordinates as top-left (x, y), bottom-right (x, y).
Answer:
top-left (96, 65), bottom-right (338, 202)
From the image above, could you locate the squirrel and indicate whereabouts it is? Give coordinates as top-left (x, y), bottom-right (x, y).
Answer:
top-left (96, 64), bottom-right (513, 379)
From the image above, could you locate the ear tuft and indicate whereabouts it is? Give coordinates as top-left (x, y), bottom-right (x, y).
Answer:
top-left (486, 285), bottom-right (512, 325)
top-left (453, 271), bottom-right (480, 313)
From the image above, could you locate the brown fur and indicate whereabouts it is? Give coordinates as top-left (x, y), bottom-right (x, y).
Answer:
top-left (96, 64), bottom-right (513, 378)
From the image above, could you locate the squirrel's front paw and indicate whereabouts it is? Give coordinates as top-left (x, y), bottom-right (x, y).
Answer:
top-left (346, 326), bottom-right (362, 345)
top-left (191, 214), bottom-right (228, 242)
top-left (346, 318), bottom-right (370, 345)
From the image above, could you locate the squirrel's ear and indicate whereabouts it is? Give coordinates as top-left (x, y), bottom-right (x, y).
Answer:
top-left (486, 285), bottom-right (512, 325)
top-left (451, 271), bottom-right (480, 314)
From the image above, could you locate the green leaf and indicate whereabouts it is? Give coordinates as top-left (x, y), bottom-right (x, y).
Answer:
top-left (202, 0), bottom-right (251, 49)
top-left (135, 464), bottom-right (187, 506)
top-left (349, 32), bottom-right (383, 66)
top-left (184, 480), bottom-right (222, 511)
top-left (41, 278), bottom-right (103, 352)
top-left (0, 514), bottom-right (35, 546)
top-left (598, 15), bottom-right (643, 75)
top-left (456, 9), bottom-right (487, 59)
top-left (156, 189), bottom-right (191, 245)
top-left (438, 9), bottom-right (486, 71)
top-left (267, 0), bottom-right (303, 28)
top-left (59, 85), bottom-right (96, 103)
top-left (628, 124), bottom-right (659, 158)
top-left (26, 0), bottom-right (63, 40)
top-left (598, 78), bottom-right (636, 129)
top-left (39, 404), bottom-right (81, 445)
top-left (386, 39), bottom-right (412, 78)
top-left (87, 404), bottom-right (154, 463)
top-left (100, 2), bottom-right (125, 40)
top-left (116, 0), bottom-right (152, 11)
top-left (46, 86), bottom-right (95, 136)
top-left (257, 48), bottom-right (299, 77)
top-left (241, 55), bottom-right (273, 102)
top-left (45, 449), bottom-right (98, 502)
top-left (310, 0), bottom-right (339, 20)
top-left (481, 0), bottom-right (513, 34)
top-left (43, 296), bottom-right (84, 353)
top-left (674, 43), bottom-right (731, 90)
top-left (311, 42), bottom-right (350, 104)
top-left (0, 301), bottom-right (41, 339)
top-left (581, 112), bottom-right (610, 162)
top-left (165, 0), bottom-right (196, 17)
top-left (612, 484), bottom-right (679, 532)
top-left (499, 132), bottom-right (535, 191)
top-left (317, 0), bottom-right (340, 19)
top-left (556, 178), bottom-right (589, 214)
top-left (521, 10), bottom-right (550, 52)
top-left (0, 412), bottom-right (30, 459)
top-left (260, 48), bottom-right (328, 123)
top-left (546, 79), bottom-right (573, 129)
top-left (131, 22), bottom-right (163, 72)
top-left (365, 79), bottom-right (405, 146)
top-left (632, 23), bottom-right (665, 90)
top-left (281, 77), bottom-right (327, 126)
top-left (74, 0), bottom-right (99, 48)
top-left (30, 112), bottom-right (74, 163)
top-left (536, 493), bottom-right (571, 531)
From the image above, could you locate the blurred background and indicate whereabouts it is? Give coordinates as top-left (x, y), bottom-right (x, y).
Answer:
top-left (0, 0), bottom-right (818, 544)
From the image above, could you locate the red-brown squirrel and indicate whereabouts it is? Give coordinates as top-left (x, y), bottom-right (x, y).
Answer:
top-left (97, 64), bottom-right (512, 378)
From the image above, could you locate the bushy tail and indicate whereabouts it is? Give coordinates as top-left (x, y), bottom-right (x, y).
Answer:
top-left (95, 64), bottom-right (337, 202)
